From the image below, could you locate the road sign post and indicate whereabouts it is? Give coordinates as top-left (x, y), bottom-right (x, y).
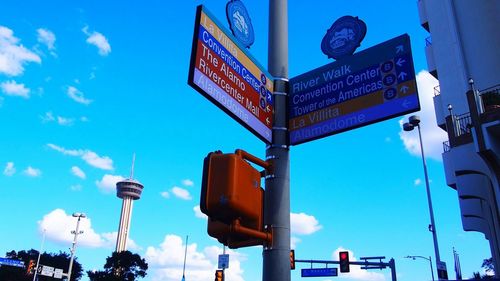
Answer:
top-left (263, 0), bottom-right (290, 281)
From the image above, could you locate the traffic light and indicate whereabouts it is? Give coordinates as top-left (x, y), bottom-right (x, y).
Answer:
top-left (215, 270), bottom-right (224, 281)
top-left (290, 250), bottom-right (295, 270)
top-left (26, 259), bottom-right (36, 274)
top-left (201, 150), bottom-right (272, 249)
top-left (339, 251), bottom-right (350, 273)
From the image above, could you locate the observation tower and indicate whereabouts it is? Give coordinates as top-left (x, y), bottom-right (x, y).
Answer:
top-left (115, 155), bottom-right (144, 252)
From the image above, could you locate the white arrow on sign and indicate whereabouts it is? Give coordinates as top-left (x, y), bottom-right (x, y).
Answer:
top-left (396, 58), bottom-right (406, 67)
top-left (398, 72), bottom-right (407, 80)
top-left (400, 85), bottom-right (409, 94)
top-left (396, 45), bottom-right (404, 53)
top-left (402, 99), bottom-right (411, 108)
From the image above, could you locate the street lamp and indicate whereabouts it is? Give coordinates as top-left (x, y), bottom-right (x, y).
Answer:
top-left (67, 212), bottom-right (86, 281)
top-left (405, 255), bottom-right (434, 281)
top-left (403, 115), bottom-right (443, 279)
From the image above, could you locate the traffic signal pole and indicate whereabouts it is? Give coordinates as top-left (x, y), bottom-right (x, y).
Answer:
top-left (263, 0), bottom-right (290, 281)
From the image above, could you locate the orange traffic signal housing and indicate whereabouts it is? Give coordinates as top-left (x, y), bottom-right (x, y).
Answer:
top-left (201, 150), bottom-right (272, 248)
top-left (201, 150), bottom-right (267, 230)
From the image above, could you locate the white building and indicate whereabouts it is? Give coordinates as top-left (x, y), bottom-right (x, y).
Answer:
top-left (418, 0), bottom-right (500, 276)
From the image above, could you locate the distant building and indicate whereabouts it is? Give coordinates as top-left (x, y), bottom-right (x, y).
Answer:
top-left (115, 158), bottom-right (144, 252)
top-left (418, 0), bottom-right (500, 276)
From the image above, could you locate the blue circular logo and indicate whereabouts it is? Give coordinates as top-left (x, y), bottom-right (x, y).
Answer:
top-left (384, 88), bottom-right (398, 100)
top-left (381, 61), bottom-right (394, 73)
top-left (260, 73), bottom-right (267, 85)
top-left (321, 16), bottom-right (367, 60)
top-left (226, 0), bottom-right (255, 48)
top-left (383, 74), bottom-right (397, 86)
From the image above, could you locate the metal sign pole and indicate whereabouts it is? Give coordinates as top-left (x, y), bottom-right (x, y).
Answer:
top-left (263, 0), bottom-right (290, 281)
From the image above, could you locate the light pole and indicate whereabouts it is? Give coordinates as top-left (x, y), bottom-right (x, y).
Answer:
top-left (405, 255), bottom-right (435, 281)
top-left (403, 115), bottom-right (443, 279)
top-left (33, 229), bottom-right (46, 281)
top-left (67, 212), bottom-right (85, 281)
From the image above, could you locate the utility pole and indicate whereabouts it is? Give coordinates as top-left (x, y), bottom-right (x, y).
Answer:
top-left (67, 213), bottom-right (85, 281)
top-left (33, 229), bottom-right (46, 281)
top-left (263, 0), bottom-right (290, 281)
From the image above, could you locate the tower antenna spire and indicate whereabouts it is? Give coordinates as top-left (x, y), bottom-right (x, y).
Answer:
top-left (130, 153), bottom-right (136, 179)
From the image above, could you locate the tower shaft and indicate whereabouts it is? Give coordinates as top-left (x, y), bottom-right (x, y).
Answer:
top-left (116, 197), bottom-right (134, 252)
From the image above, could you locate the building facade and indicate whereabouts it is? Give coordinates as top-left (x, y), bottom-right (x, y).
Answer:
top-left (418, 0), bottom-right (500, 276)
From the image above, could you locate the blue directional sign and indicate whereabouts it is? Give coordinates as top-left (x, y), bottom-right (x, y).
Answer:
top-left (289, 34), bottom-right (419, 145)
top-left (301, 267), bottom-right (338, 277)
top-left (0, 257), bottom-right (25, 268)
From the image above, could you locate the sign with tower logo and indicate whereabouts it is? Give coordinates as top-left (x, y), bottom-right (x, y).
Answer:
top-left (188, 5), bottom-right (274, 143)
top-left (289, 33), bottom-right (419, 145)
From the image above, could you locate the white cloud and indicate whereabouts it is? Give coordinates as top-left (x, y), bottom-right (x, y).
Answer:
top-left (83, 26), bottom-right (111, 56)
top-left (47, 143), bottom-right (114, 170)
top-left (71, 166), bottom-right (86, 179)
top-left (182, 179), bottom-right (194, 187)
top-left (24, 166), bottom-right (41, 177)
top-left (160, 191), bottom-right (170, 199)
top-left (193, 205), bottom-right (207, 220)
top-left (3, 162), bottom-right (15, 176)
top-left (70, 184), bottom-right (82, 191)
top-left (36, 28), bottom-right (56, 50)
top-left (145, 235), bottom-right (245, 281)
top-left (414, 178), bottom-right (422, 186)
top-left (291, 212), bottom-right (322, 235)
top-left (399, 70), bottom-right (447, 161)
top-left (171, 186), bottom-right (192, 200)
top-left (96, 174), bottom-right (124, 193)
top-left (67, 86), bottom-right (92, 105)
top-left (0, 25), bottom-right (41, 76)
top-left (40, 111), bottom-right (55, 122)
top-left (333, 247), bottom-right (386, 281)
top-left (38, 209), bottom-right (140, 250)
top-left (1, 80), bottom-right (30, 98)
top-left (57, 116), bottom-right (74, 126)
top-left (41, 112), bottom-right (80, 126)
top-left (291, 236), bottom-right (301, 249)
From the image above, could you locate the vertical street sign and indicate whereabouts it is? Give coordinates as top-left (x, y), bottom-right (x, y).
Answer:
top-left (289, 34), bottom-right (419, 145)
top-left (218, 254), bottom-right (230, 269)
top-left (188, 5), bottom-right (274, 143)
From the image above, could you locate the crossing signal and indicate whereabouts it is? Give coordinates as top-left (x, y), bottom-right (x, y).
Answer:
top-left (339, 251), bottom-right (350, 273)
top-left (215, 269), bottom-right (224, 281)
top-left (26, 259), bottom-right (36, 274)
top-left (290, 250), bottom-right (295, 270)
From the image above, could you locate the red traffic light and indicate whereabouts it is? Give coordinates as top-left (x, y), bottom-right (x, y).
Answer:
top-left (339, 251), bottom-right (350, 273)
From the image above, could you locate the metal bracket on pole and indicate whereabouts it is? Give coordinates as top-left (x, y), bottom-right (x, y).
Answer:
top-left (273, 78), bottom-right (289, 94)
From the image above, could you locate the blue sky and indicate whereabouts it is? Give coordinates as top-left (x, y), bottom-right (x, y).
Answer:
top-left (0, 1), bottom-right (491, 281)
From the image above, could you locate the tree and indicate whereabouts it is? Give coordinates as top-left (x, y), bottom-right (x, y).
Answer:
top-left (88, 251), bottom-right (148, 281)
top-left (0, 249), bottom-right (83, 281)
top-left (470, 258), bottom-right (495, 279)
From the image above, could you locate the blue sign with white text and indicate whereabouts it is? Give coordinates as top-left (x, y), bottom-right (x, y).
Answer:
top-left (226, 0), bottom-right (255, 48)
top-left (0, 257), bottom-right (25, 268)
top-left (302, 267), bottom-right (338, 277)
top-left (289, 34), bottom-right (420, 145)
